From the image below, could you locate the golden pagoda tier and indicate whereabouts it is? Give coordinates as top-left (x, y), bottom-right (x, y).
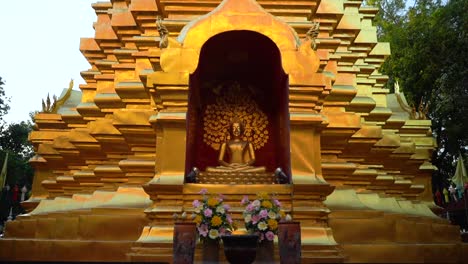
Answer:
top-left (0, 0), bottom-right (465, 263)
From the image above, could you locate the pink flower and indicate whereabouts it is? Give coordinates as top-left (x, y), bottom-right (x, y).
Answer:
top-left (227, 215), bottom-right (233, 224)
top-left (219, 227), bottom-right (226, 236)
top-left (218, 194), bottom-right (225, 201)
top-left (265, 231), bottom-right (275, 241)
top-left (198, 188), bottom-right (208, 195)
top-left (252, 214), bottom-right (261, 224)
top-left (192, 200), bottom-right (201, 207)
top-left (223, 204), bottom-right (231, 211)
top-left (204, 208), bottom-right (213, 217)
top-left (273, 199), bottom-right (281, 207)
top-left (241, 195), bottom-right (249, 205)
top-left (198, 224), bottom-right (208, 237)
top-left (259, 232), bottom-right (265, 241)
top-left (259, 209), bottom-right (268, 219)
top-left (246, 204), bottom-right (255, 212)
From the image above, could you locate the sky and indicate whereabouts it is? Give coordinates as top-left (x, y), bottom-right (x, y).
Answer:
top-left (0, 0), bottom-right (97, 123)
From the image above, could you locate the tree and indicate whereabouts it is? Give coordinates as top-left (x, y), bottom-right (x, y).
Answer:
top-left (0, 77), bottom-right (35, 223)
top-left (0, 122), bottom-right (34, 158)
top-left (427, 0), bottom-right (468, 187)
top-left (369, 0), bottom-right (468, 188)
top-left (365, 0), bottom-right (406, 39)
top-left (0, 78), bottom-right (34, 188)
top-left (0, 122), bottom-right (34, 185)
top-left (0, 77), bottom-right (11, 126)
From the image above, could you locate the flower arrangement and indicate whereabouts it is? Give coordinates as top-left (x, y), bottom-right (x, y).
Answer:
top-left (241, 192), bottom-right (285, 241)
top-left (192, 188), bottom-right (235, 240)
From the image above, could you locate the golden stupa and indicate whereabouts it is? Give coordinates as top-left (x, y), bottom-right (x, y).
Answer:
top-left (1, 0), bottom-right (465, 262)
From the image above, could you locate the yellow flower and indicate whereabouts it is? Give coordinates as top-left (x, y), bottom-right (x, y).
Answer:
top-left (267, 219), bottom-right (278, 230)
top-left (211, 216), bottom-right (223, 227)
top-left (194, 215), bottom-right (202, 224)
top-left (257, 192), bottom-right (269, 200)
top-left (261, 200), bottom-right (273, 209)
top-left (279, 210), bottom-right (286, 218)
top-left (207, 197), bottom-right (219, 207)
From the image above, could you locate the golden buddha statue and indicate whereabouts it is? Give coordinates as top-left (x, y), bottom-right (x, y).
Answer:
top-left (206, 119), bottom-right (266, 173)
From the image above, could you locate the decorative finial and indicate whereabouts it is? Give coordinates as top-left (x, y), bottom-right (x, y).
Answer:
top-left (275, 167), bottom-right (289, 184)
top-left (156, 16), bottom-right (169, 49)
top-left (41, 79), bottom-right (74, 113)
top-left (186, 167), bottom-right (200, 183)
top-left (394, 81), bottom-right (400, 94)
top-left (41, 93), bottom-right (57, 113)
top-left (305, 22), bottom-right (320, 50)
top-left (417, 98), bottom-right (429, 120)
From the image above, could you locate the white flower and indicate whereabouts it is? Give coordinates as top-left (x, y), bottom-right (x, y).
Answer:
top-left (209, 229), bottom-right (219, 239)
top-left (258, 221), bottom-right (268, 231)
top-left (216, 206), bottom-right (225, 214)
top-left (195, 205), bottom-right (203, 213)
top-left (285, 214), bottom-right (292, 221)
top-left (268, 211), bottom-right (277, 219)
top-left (252, 200), bottom-right (261, 207)
top-left (244, 214), bottom-right (252, 223)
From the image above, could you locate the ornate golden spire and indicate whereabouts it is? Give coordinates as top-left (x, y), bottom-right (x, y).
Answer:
top-left (41, 79), bottom-right (74, 113)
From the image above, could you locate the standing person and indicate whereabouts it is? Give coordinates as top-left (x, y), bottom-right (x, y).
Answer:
top-left (443, 188), bottom-right (450, 204)
top-left (435, 189), bottom-right (443, 206)
top-left (0, 185), bottom-right (11, 222)
top-left (449, 185), bottom-right (458, 202)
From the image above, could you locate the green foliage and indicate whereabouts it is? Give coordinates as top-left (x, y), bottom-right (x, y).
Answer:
top-left (0, 78), bottom-right (34, 188)
top-left (365, 0), bottom-right (406, 39)
top-left (0, 122), bottom-right (34, 188)
top-left (371, 0), bottom-right (468, 186)
top-left (429, 0), bottom-right (468, 183)
top-left (0, 122), bottom-right (34, 159)
top-left (0, 77), bottom-right (11, 124)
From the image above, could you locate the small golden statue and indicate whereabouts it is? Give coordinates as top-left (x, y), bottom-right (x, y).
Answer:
top-left (207, 119), bottom-right (265, 173)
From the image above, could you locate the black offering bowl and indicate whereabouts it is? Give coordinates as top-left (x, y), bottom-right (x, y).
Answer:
top-left (221, 234), bottom-right (259, 264)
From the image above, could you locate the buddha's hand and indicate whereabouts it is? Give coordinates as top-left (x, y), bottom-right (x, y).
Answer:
top-left (229, 163), bottom-right (247, 168)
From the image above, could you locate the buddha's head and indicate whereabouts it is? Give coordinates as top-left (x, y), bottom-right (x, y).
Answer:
top-left (230, 118), bottom-right (244, 138)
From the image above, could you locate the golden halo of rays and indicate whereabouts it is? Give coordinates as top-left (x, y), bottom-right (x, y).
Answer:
top-left (203, 88), bottom-right (269, 151)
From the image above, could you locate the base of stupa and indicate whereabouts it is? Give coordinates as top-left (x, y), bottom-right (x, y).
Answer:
top-left (127, 183), bottom-right (345, 263)
top-left (326, 187), bottom-right (464, 263)
top-left (0, 187), bottom-right (150, 262)
top-left (0, 185), bottom-right (465, 263)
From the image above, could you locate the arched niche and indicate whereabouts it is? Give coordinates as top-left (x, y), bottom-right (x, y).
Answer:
top-left (185, 30), bottom-right (291, 179)
top-left (149, 0), bottom-right (327, 186)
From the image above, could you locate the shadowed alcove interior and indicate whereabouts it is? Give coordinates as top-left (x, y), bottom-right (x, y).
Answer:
top-left (185, 30), bottom-right (291, 180)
